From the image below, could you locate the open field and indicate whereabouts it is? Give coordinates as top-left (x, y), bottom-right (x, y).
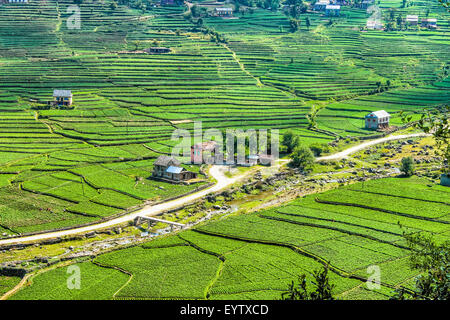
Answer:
top-left (8, 176), bottom-right (448, 300)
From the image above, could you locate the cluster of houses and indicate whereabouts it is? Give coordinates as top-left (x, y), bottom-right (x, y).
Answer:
top-left (312, 0), bottom-right (373, 17)
top-left (405, 15), bottom-right (437, 29)
top-left (313, 0), bottom-right (344, 17)
top-left (153, 140), bottom-right (274, 183)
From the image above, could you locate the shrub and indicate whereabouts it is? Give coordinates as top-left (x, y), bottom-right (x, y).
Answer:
top-left (309, 143), bottom-right (330, 156)
top-left (290, 144), bottom-right (315, 172)
top-left (282, 131), bottom-right (300, 154)
top-left (400, 157), bottom-right (415, 176)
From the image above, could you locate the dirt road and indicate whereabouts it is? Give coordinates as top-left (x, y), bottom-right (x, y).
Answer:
top-left (316, 133), bottom-right (429, 161)
top-left (0, 165), bottom-right (248, 246)
top-left (0, 132), bottom-right (428, 246)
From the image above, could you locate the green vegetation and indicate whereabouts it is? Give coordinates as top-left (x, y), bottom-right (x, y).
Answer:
top-left (9, 176), bottom-right (448, 300)
top-left (290, 144), bottom-right (315, 171)
top-left (400, 156), bottom-right (415, 176)
top-left (0, 0), bottom-right (447, 235)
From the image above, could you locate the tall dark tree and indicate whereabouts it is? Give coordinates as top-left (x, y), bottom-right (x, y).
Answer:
top-left (392, 231), bottom-right (449, 300)
top-left (282, 266), bottom-right (335, 300)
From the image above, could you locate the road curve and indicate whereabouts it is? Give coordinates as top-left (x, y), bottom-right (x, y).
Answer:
top-left (316, 133), bottom-right (429, 161)
top-left (0, 165), bottom-right (247, 246)
top-left (0, 132), bottom-right (428, 246)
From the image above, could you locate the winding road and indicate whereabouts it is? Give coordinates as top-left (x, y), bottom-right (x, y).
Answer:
top-left (316, 133), bottom-right (429, 161)
top-left (0, 132), bottom-right (428, 246)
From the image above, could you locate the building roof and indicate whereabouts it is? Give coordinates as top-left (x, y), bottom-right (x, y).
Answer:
top-left (154, 155), bottom-right (181, 167)
top-left (422, 18), bottom-right (437, 22)
top-left (248, 155), bottom-right (259, 160)
top-left (215, 7), bottom-right (233, 11)
top-left (366, 110), bottom-right (391, 118)
top-left (326, 4), bottom-right (340, 9)
top-left (150, 47), bottom-right (170, 50)
top-left (406, 15), bottom-right (419, 21)
top-left (166, 166), bottom-right (184, 174)
top-left (192, 140), bottom-right (219, 151)
top-left (315, 0), bottom-right (330, 4)
top-left (53, 90), bottom-right (72, 97)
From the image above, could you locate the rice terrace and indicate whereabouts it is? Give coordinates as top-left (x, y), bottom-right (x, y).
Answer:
top-left (0, 0), bottom-right (449, 306)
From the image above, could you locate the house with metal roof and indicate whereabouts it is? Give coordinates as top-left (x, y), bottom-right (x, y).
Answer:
top-left (53, 90), bottom-right (72, 106)
top-left (215, 7), bottom-right (233, 17)
top-left (152, 156), bottom-right (197, 182)
top-left (365, 110), bottom-right (391, 130)
top-left (313, 0), bottom-right (330, 11)
top-left (325, 5), bottom-right (340, 16)
top-left (406, 15), bottom-right (419, 25)
top-left (421, 18), bottom-right (437, 29)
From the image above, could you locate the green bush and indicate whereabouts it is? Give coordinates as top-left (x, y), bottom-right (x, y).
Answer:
top-left (290, 144), bottom-right (315, 172)
top-left (400, 157), bottom-right (415, 177)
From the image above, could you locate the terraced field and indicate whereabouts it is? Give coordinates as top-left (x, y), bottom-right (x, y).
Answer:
top-left (0, 0), bottom-right (448, 237)
top-left (9, 177), bottom-right (449, 300)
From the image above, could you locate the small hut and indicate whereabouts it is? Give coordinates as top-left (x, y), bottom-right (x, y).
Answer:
top-left (325, 5), bottom-right (340, 16)
top-left (53, 90), bottom-right (73, 106)
top-left (365, 110), bottom-right (391, 130)
top-left (144, 47), bottom-right (171, 54)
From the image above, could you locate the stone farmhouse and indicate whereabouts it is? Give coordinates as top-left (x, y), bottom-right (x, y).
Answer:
top-left (365, 110), bottom-right (391, 130)
top-left (152, 156), bottom-right (197, 183)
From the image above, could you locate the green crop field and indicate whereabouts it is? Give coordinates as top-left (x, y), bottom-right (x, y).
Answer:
top-left (10, 177), bottom-right (449, 300)
top-left (0, 0), bottom-right (448, 302)
top-left (0, 0), bottom-right (448, 235)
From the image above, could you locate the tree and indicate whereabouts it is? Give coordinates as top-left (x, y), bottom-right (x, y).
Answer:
top-left (392, 231), bottom-right (449, 300)
top-left (133, 40), bottom-right (141, 51)
top-left (110, 1), bottom-right (118, 10)
top-left (282, 131), bottom-right (300, 153)
top-left (306, 104), bottom-right (321, 129)
top-left (290, 144), bottom-right (315, 171)
top-left (438, 0), bottom-right (449, 11)
top-left (400, 156), bottom-right (415, 176)
top-left (401, 106), bottom-right (449, 174)
top-left (282, 266), bottom-right (335, 300)
top-left (305, 17), bottom-right (311, 30)
top-left (289, 18), bottom-right (300, 32)
top-left (396, 14), bottom-right (403, 29)
top-left (309, 143), bottom-right (330, 157)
